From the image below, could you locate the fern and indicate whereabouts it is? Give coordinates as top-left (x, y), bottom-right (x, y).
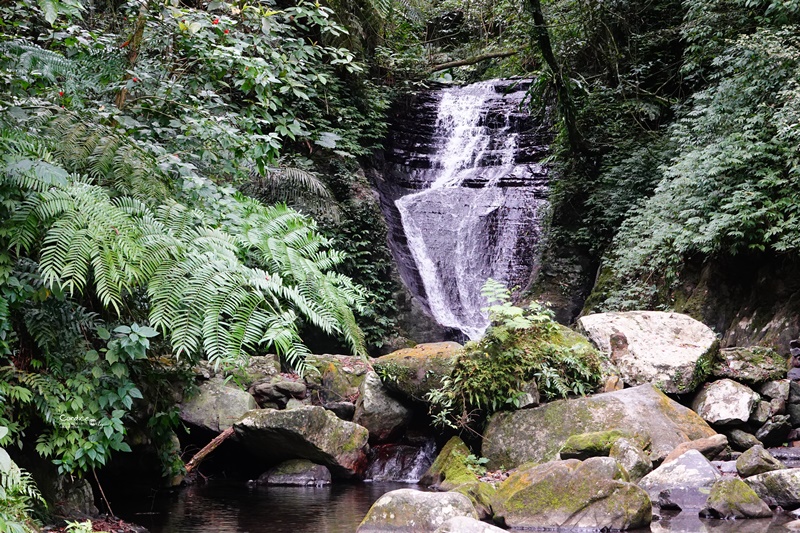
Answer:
top-left (2, 135), bottom-right (367, 371)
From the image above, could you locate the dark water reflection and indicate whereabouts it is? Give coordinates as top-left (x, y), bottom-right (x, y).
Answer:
top-left (117, 481), bottom-right (413, 533)
top-left (118, 482), bottom-right (799, 533)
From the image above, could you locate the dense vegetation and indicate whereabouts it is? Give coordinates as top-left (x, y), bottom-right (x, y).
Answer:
top-left (2, 0), bottom-right (799, 528)
top-left (524, 0), bottom-right (800, 312)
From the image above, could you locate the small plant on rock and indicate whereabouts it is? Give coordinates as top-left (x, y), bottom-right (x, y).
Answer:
top-left (427, 279), bottom-right (601, 430)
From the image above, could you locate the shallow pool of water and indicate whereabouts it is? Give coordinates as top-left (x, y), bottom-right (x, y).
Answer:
top-left (116, 481), bottom-right (413, 533)
top-left (116, 481), bottom-right (799, 533)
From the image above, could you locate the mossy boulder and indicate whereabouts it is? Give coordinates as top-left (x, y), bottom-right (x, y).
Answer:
top-left (234, 406), bottom-right (369, 478)
top-left (357, 489), bottom-right (478, 532)
top-left (483, 384), bottom-right (715, 469)
top-left (257, 459), bottom-right (331, 486)
top-left (305, 354), bottom-right (371, 404)
top-left (559, 429), bottom-right (638, 460)
top-left (712, 347), bottom-right (788, 385)
top-left (736, 444), bottom-right (787, 478)
top-left (577, 311), bottom-right (718, 394)
top-left (180, 377), bottom-right (258, 433)
top-left (700, 478), bottom-right (772, 519)
top-left (610, 437), bottom-right (652, 482)
top-left (450, 480), bottom-right (496, 520)
top-left (492, 459), bottom-right (651, 530)
top-left (745, 469), bottom-right (800, 508)
top-left (419, 436), bottom-right (476, 490)
top-left (373, 342), bottom-right (462, 402)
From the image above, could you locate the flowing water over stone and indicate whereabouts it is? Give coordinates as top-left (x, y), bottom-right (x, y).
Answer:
top-left (364, 440), bottom-right (437, 483)
top-left (378, 79), bottom-right (551, 340)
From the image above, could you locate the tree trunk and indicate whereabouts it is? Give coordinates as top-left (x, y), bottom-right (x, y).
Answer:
top-left (524, 0), bottom-right (584, 153)
top-left (428, 50), bottom-right (517, 74)
top-left (115, 7), bottom-right (147, 110)
top-left (184, 426), bottom-right (235, 475)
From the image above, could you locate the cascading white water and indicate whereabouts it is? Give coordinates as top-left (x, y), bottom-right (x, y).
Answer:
top-left (394, 81), bottom-right (548, 340)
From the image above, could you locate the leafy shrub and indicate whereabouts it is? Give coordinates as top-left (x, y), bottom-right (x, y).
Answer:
top-left (0, 426), bottom-right (44, 533)
top-left (427, 280), bottom-right (601, 430)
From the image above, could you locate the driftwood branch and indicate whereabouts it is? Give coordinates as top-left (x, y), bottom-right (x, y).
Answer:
top-left (184, 426), bottom-right (234, 475)
top-left (428, 50), bottom-right (517, 74)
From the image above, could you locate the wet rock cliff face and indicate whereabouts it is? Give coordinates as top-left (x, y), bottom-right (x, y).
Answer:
top-left (372, 80), bottom-right (552, 341)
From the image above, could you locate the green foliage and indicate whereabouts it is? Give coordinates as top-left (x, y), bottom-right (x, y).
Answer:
top-left (0, 427), bottom-right (44, 533)
top-left (427, 280), bottom-right (601, 430)
top-left (601, 26), bottom-right (800, 309)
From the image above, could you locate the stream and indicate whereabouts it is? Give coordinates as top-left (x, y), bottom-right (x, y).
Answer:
top-left (114, 481), bottom-right (798, 533)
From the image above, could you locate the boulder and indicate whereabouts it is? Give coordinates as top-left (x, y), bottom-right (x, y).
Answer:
top-left (576, 311), bottom-right (717, 394)
top-left (325, 401), bottom-right (356, 421)
top-left (357, 489), bottom-right (477, 532)
top-left (483, 384), bottom-right (715, 468)
top-left (700, 478), bottom-right (772, 519)
top-left (638, 449), bottom-right (720, 510)
top-left (691, 379), bottom-right (759, 426)
top-left (745, 469), bottom-right (800, 508)
top-left (305, 353), bottom-right (371, 404)
top-left (419, 436), bottom-right (476, 490)
top-left (52, 476), bottom-right (98, 518)
top-left (712, 347), bottom-right (788, 385)
top-left (433, 516), bottom-right (505, 533)
top-left (610, 437), bottom-right (652, 482)
top-left (373, 342), bottom-right (462, 402)
top-left (257, 459), bottom-right (331, 486)
top-left (353, 372), bottom-right (412, 443)
top-left (759, 380), bottom-right (791, 401)
top-left (736, 445), bottom-right (786, 477)
top-left (662, 434), bottom-right (728, 464)
top-left (234, 406), bottom-right (369, 478)
top-left (449, 480), bottom-right (496, 520)
top-left (180, 377), bottom-right (258, 433)
top-left (492, 459), bottom-right (651, 530)
top-left (558, 429), bottom-right (635, 460)
top-left (249, 375), bottom-right (308, 408)
top-left (755, 415), bottom-right (792, 447)
top-left (751, 401), bottom-right (772, 425)
top-left (725, 428), bottom-right (763, 451)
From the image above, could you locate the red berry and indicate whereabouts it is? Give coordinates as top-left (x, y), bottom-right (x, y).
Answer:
top-left (224, 29), bottom-right (229, 34)
top-left (212, 18), bottom-right (219, 24)
top-left (133, 77), bottom-right (139, 82)
top-left (59, 91), bottom-right (64, 97)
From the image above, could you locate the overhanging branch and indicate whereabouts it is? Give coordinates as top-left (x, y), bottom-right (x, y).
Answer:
top-left (428, 50), bottom-right (517, 74)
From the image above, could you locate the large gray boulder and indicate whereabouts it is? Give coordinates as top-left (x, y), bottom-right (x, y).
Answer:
top-left (372, 342), bottom-right (462, 402)
top-left (483, 384), bottom-right (716, 468)
top-left (433, 517), bottom-right (505, 533)
top-left (357, 489), bottom-right (477, 532)
top-left (576, 311), bottom-right (717, 394)
top-left (234, 406), bottom-right (369, 478)
top-left (180, 377), bottom-right (258, 433)
top-left (492, 458), bottom-right (651, 530)
top-left (691, 379), bottom-right (759, 426)
top-left (712, 347), bottom-right (788, 385)
top-left (745, 468), bottom-right (800, 508)
top-left (700, 478), bottom-right (772, 519)
top-left (638, 449), bottom-right (720, 510)
top-left (353, 372), bottom-right (412, 443)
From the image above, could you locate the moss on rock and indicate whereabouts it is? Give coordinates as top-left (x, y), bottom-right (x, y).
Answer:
top-left (492, 459), bottom-right (651, 530)
top-left (559, 429), bottom-right (634, 460)
top-left (420, 436), bottom-right (476, 489)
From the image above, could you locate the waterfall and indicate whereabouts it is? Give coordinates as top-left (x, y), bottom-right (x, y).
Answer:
top-left (364, 440), bottom-right (437, 483)
top-left (384, 80), bottom-right (550, 340)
